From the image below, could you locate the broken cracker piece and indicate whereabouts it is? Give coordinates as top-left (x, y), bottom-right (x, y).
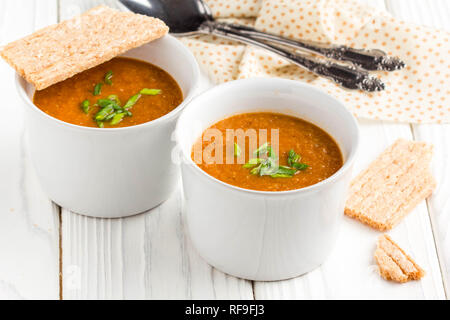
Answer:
top-left (345, 139), bottom-right (436, 231)
top-left (374, 234), bottom-right (425, 283)
top-left (0, 5), bottom-right (168, 90)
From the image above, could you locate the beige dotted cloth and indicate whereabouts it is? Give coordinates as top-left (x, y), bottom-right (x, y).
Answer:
top-left (181, 0), bottom-right (450, 123)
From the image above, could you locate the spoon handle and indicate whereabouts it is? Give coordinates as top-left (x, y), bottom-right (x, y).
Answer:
top-left (217, 23), bottom-right (405, 72)
top-left (203, 22), bottom-right (385, 92)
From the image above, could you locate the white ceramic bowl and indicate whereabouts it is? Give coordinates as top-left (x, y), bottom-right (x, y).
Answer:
top-left (176, 78), bottom-right (359, 281)
top-left (16, 35), bottom-right (200, 218)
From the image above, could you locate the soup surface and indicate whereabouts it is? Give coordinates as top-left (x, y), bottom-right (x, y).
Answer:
top-left (33, 57), bottom-right (183, 128)
top-left (192, 112), bottom-right (343, 191)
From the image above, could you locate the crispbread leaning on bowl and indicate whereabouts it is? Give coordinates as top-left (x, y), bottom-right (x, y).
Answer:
top-left (0, 5), bottom-right (168, 90)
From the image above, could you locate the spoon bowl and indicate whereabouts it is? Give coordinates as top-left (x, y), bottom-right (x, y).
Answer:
top-left (119, 0), bottom-right (211, 35)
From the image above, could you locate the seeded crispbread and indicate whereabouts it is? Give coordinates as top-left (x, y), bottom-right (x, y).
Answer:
top-left (0, 5), bottom-right (169, 90)
top-left (374, 234), bottom-right (425, 283)
top-left (345, 139), bottom-right (436, 231)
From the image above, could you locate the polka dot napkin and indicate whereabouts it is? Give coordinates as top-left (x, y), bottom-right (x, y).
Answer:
top-left (180, 0), bottom-right (450, 123)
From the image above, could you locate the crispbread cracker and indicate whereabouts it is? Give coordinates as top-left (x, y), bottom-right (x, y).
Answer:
top-left (374, 234), bottom-right (425, 283)
top-left (345, 139), bottom-right (436, 231)
top-left (0, 5), bottom-right (168, 90)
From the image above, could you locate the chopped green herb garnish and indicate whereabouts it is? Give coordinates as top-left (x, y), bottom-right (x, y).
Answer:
top-left (85, 83), bottom-right (152, 127)
top-left (275, 165), bottom-right (297, 176)
top-left (140, 88), bottom-right (161, 95)
top-left (287, 149), bottom-right (309, 170)
top-left (270, 173), bottom-right (294, 178)
top-left (234, 143), bottom-right (241, 157)
top-left (95, 104), bottom-right (115, 121)
top-left (292, 162), bottom-right (309, 170)
top-left (250, 165), bottom-right (262, 175)
top-left (93, 83), bottom-right (103, 96)
top-left (104, 71), bottom-right (113, 85)
top-left (246, 143), bottom-right (279, 177)
top-left (110, 113), bottom-right (126, 125)
top-left (90, 91), bottom-right (143, 127)
top-left (243, 158), bottom-right (263, 168)
top-left (107, 94), bottom-right (121, 105)
top-left (243, 144), bottom-right (309, 178)
top-left (97, 99), bottom-right (115, 108)
top-left (259, 160), bottom-right (279, 176)
top-left (123, 94), bottom-right (141, 110)
top-left (253, 142), bottom-right (269, 156)
top-left (288, 149), bottom-right (300, 167)
top-left (105, 113), bottom-right (116, 121)
top-left (81, 100), bottom-right (90, 114)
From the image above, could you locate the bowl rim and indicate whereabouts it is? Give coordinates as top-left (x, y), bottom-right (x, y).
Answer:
top-left (15, 34), bottom-right (200, 133)
top-left (176, 78), bottom-right (360, 196)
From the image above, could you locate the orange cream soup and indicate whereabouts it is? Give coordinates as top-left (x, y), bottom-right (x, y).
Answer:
top-left (192, 112), bottom-right (343, 191)
top-left (33, 57), bottom-right (183, 128)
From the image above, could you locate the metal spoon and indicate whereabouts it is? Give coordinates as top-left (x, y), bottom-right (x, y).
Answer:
top-left (119, 0), bottom-right (386, 92)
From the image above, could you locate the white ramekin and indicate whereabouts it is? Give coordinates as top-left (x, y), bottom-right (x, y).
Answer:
top-left (16, 35), bottom-right (200, 218)
top-left (176, 78), bottom-right (359, 281)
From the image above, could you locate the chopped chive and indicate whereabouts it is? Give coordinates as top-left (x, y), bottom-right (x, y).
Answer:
top-left (140, 88), bottom-right (161, 95)
top-left (107, 94), bottom-right (121, 105)
top-left (250, 164), bottom-right (262, 175)
top-left (95, 104), bottom-right (115, 121)
top-left (97, 99), bottom-right (114, 107)
top-left (93, 83), bottom-right (103, 96)
top-left (105, 112), bottom-right (116, 121)
top-left (104, 71), bottom-right (113, 85)
top-left (287, 149), bottom-right (308, 170)
top-left (110, 113), bottom-right (126, 125)
top-left (253, 142), bottom-right (269, 156)
top-left (288, 149), bottom-right (301, 167)
top-left (97, 98), bottom-right (122, 113)
top-left (96, 121), bottom-right (104, 128)
top-left (259, 163), bottom-right (278, 176)
top-left (292, 162), bottom-right (309, 170)
top-left (81, 100), bottom-right (90, 114)
top-left (234, 143), bottom-right (241, 157)
top-left (277, 165), bottom-right (297, 175)
top-left (271, 173), bottom-right (294, 178)
top-left (123, 94), bottom-right (141, 110)
top-left (243, 158), bottom-right (263, 168)
top-left (244, 143), bottom-right (309, 178)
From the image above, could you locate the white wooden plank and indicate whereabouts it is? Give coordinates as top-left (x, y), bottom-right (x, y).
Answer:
top-left (384, 0), bottom-right (450, 296)
top-left (412, 124), bottom-right (450, 293)
top-left (62, 184), bottom-right (253, 300)
top-left (0, 0), bottom-right (60, 300)
top-left (254, 121), bottom-right (445, 299)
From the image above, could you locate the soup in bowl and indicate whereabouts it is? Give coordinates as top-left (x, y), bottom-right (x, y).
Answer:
top-left (17, 35), bottom-right (200, 218)
top-left (33, 57), bottom-right (183, 128)
top-left (192, 112), bottom-right (344, 192)
top-left (176, 78), bottom-right (359, 281)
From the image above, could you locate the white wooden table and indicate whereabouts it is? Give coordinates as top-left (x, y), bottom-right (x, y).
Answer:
top-left (0, 0), bottom-right (448, 300)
